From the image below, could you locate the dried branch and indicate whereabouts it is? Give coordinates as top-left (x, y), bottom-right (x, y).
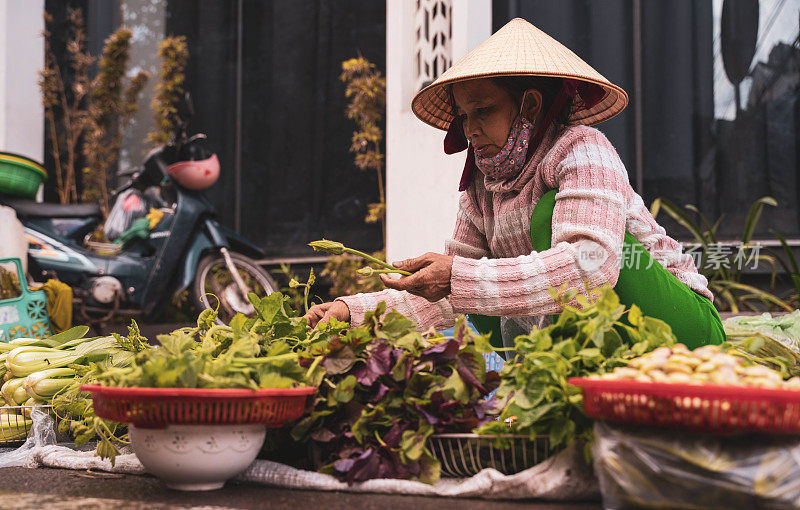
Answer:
top-left (148, 36), bottom-right (188, 146)
top-left (339, 56), bottom-right (387, 238)
top-left (39, 9), bottom-right (93, 204)
top-left (82, 28), bottom-right (149, 216)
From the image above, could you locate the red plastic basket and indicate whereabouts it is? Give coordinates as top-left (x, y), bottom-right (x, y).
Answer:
top-left (81, 384), bottom-right (315, 429)
top-left (569, 377), bottom-right (800, 434)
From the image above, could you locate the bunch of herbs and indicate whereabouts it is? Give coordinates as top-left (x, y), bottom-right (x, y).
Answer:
top-left (90, 292), bottom-right (330, 390)
top-left (476, 285), bottom-right (677, 455)
top-left (55, 290), bottom-right (329, 464)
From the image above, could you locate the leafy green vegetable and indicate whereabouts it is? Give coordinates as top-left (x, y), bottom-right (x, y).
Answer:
top-left (54, 292), bottom-right (323, 465)
top-left (52, 321), bottom-right (152, 465)
top-left (476, 284), bottom-right (677, 455)
top-left (92, 296), bottom-right (312, 390)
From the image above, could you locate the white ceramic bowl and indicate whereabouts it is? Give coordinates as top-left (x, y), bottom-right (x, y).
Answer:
top-left (129, 423), bottom-right (266, 491)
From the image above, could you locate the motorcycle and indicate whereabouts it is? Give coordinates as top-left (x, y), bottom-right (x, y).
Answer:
top-left (0, 95), bottom-right (277, 327)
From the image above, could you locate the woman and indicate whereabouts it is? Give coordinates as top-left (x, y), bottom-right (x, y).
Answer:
top-left (305, 18), bottom-right (725, 349)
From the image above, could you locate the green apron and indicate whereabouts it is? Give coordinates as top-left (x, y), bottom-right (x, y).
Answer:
top-left (468, 189), bottom-right (726, 351)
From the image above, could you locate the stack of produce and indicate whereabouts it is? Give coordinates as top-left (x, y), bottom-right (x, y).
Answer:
top-left (594, 344), bottom-right (800, 388)
top-left (290, 304), bottom-right (497, 484)
top-left (475, 285), bottom-right (678, 453)
top-left (0, 325), bottom-right (143, 442)
top-left (58, 291), bottom-right (335, 461)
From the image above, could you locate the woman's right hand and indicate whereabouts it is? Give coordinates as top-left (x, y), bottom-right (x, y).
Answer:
top-left (304, 300), bottom-right (350, 328)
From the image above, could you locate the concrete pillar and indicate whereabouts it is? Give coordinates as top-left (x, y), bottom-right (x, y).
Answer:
top-left (0, 0), bottom-right (45, 163)
top-left (385, 0), bottom-right (491, 263)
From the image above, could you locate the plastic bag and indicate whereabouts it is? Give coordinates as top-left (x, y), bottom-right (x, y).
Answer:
top-left (593, 421), bottom-right (800, 509)
top-left (103, 189), bottom-right (148, 242)
top-left (724, 313), bottom-right (800, 376)
top-left (724, 312), bottom-right (800, 352)
top-left (0, 408), bottom-right (143, 473)
top-left (0, 408), bottom-right (56, 468)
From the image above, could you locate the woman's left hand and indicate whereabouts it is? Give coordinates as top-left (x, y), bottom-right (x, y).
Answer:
top-left (380, 252), bottom-right (454, 302)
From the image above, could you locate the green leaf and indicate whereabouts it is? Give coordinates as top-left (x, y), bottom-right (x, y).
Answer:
top-left (548, 415), bottom-right (576, 448)
top-left (441, 370), bottom-right (470, 403)
top-left (552, 339), bottom-right (576, 358)
top-left (400, 425), bottom-right (432, 462)
top-left (395, 332), bottom-right (424, 352)
top-left (418, 452), bottom-right (441, 485)
top-left (742, 196), bottom-right (777, 244)
top-left (44, 326), bottom-right (91, 348)
top-left (331, 374), bottom-right (357, 403)
top-left (472, 332), bottom-right (494, 354)
top-left (628, 305), bottom-right (642, 327)
top-left (322, 346), bottom-right (356, 375)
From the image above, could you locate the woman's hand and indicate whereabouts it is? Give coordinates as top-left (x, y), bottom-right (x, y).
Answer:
top-left (304, 300), bottom-right (350, 328)
top-left (380, 252), bottom-right (454, 302)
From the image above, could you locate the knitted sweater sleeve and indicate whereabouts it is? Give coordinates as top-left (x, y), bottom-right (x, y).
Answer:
top-left (336, 189), bottom-right (490, 331)
top-left (449, 128), bottom-right (628, 316)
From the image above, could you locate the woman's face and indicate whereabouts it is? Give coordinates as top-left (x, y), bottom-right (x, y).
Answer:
top-left (452, 79), bottom-right (541, 158)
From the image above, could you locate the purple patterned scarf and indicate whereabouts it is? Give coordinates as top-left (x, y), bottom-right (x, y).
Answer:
top-left (473, 115), bottom-right (533, 180)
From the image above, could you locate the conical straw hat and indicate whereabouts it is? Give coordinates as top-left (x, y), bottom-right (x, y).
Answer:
top-left (412, 18), bottom-right (628, 131)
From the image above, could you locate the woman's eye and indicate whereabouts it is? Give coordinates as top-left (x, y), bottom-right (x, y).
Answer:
top-left (476, 107), bottom-right (491, 116)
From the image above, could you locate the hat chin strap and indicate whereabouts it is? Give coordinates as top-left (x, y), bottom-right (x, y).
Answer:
top-left (447, 78), bottom-right (605, 192)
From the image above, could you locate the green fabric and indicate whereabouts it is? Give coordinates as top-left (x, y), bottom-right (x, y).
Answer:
top-left (114, 217), bottom-right (151, 247)
top-left (469, 189), bottom-right (726, 350)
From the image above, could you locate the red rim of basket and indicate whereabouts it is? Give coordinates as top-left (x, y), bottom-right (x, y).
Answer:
top-left (569, 377), bottom-right (800, 401)
top-left (80, 384), bottom-right (316, 399)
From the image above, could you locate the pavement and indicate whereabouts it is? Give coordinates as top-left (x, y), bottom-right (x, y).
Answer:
top-left (0, 467), bottom-right (601, 510)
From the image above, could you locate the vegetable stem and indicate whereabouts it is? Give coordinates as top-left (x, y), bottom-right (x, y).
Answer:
top-left (357, 267), bottom-right (413, 277)
top-left (344, 247), bottom-right (410, 274)
top-left (308, 240), bottom-right (411, 275)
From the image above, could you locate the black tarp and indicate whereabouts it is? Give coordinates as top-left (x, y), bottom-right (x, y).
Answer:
top-left (493, 0), bottom-right (800, 239)
top-left (166, 0), bottom-right (386, 257)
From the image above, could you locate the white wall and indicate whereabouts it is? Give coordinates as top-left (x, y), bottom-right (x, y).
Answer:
top-left (0, 0), bottom-right (44, 162)
top-left (385, 0), bottom-right (491, 264)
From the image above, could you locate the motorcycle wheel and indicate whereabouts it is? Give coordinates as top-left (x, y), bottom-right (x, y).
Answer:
top-left (191, 251), bottom-right (277, 324)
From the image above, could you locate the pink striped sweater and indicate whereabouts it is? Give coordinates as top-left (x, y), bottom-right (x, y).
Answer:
top-left (338, 123), bottom-right (712, 334)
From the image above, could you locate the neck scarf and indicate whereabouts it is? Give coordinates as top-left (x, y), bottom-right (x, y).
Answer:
top-left (473, 114), bottom-right (533, 180)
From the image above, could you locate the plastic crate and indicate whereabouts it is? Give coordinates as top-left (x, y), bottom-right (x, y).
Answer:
top-left (0, 257), bottom-right (51, 342)
top-left (0, 152), bottom-right (46, 199)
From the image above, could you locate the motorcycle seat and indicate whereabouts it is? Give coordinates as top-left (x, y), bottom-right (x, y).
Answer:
top-left (2, 199), bottom-right (102, 219)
